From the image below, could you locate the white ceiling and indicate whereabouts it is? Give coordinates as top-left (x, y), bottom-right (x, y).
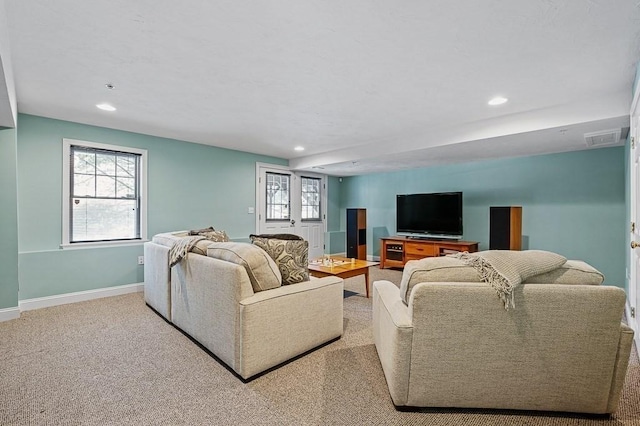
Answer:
top-left (1, 1), bottom-right (639, 176)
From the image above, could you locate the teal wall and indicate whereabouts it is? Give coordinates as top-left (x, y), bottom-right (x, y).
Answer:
top-left (0, 127), bottom-right (19, 309)
top-left (325, 176), bottom-right (345, 254)
top-left (6, 113), bottom-right (628, 301)
top-left (339, 147), bottom-right (626, 287)
top-left (326, 176), bottom-right (341, 232)
top-left (16, 114), bottom-right (287, 299)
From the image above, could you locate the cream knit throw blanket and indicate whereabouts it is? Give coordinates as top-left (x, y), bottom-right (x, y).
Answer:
top-left (169, 236), bottom-right (207, 267)
top-left (452, 250), bottom-right (567, 309)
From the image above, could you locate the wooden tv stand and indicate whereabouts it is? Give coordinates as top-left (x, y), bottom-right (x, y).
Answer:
top-left (380, 236), bottom-right (479, 269)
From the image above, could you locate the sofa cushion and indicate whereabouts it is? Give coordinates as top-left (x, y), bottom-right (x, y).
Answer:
top-left (399, 250), bottom-right (570, 305)
top-left (523, 260), bottom-right (604, 285)
top-left (190, 239), bottom-right (212, 256)
top-left (453, 250), bottom-right (568, 309)
top-left (400, 257), bottom-right (481, 304)
top-left (207, 242), bottom-right (282, 292)
top-left (250, 236), bottom-right (309, 285)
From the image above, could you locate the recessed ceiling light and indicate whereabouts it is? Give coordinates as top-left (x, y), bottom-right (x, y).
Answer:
top-left (488, 96), bottom-right (508, 106)
top-left (96, 103), bottom-right (116, 112)
top-left (294, 146), bottom-right (305, 152)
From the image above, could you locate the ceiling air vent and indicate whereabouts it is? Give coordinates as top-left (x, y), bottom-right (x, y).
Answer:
top-left (584, 129), bottom-right (621, 147)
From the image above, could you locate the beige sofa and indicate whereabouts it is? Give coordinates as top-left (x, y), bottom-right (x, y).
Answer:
top-left (144, 231), bottom-right (344, 380)
top-left (372, 256), bottom-right (634, 414)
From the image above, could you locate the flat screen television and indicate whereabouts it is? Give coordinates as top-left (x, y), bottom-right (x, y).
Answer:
top-left (396, 192), bottom-right (463, 239)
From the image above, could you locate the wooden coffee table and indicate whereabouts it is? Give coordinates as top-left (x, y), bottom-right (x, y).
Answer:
top-left (308, 257), bottom-right (379, 298)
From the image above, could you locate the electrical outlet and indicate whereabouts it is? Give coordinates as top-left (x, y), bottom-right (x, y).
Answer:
top-left (138, 256), bottom-right (144, 265)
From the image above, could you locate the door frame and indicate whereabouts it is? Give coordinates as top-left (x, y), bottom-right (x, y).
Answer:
top-left (255, 163), bottom-right (297, 234)
top-left (255, 162), bottom-right (328, 258)
top-left (628, 85), bottom-right (640, 350)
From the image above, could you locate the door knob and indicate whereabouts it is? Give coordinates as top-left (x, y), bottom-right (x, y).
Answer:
top-left (632, 241), bottom-right (640, 249)
top-left (290, 219), bottom-right (296, 226)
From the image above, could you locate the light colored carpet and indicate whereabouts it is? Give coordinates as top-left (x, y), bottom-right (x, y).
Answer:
top-left (1, 267), bottom-right (638, 425)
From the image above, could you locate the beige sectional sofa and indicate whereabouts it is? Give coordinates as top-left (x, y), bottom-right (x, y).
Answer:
top-left (144, 231), bottom-right (344, 380)
top-left (372, 253), bottom-right (634, 414)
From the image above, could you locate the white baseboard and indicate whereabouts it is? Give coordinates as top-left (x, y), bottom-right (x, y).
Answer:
top-left (19, 282), bottom-right (144, 312)
top-left (0, 306), bottom-right (20, 322)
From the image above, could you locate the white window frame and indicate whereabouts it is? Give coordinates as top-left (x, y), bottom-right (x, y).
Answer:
top-left (61, 138), bottom-right (148, 249)
top-left (265, 171), bottom-right (291, 222)
top-left (300, 175), bottom-right (322, 222)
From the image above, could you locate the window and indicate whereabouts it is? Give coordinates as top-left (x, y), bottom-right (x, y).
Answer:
top-left (62, 139), bottom-right (147, 247)
top-left (301, 176), bottom-right (321, 221)
top-left (265, 172), bottom-right (290, 221)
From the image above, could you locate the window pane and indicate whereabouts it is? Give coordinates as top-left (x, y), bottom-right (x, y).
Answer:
top-left (71, 198), bottom-right (138, 242)
top-left (266, 172), bottom-right (290, 220)
top-left (74, 152), bottom-right (95, 174)
top-left (96, 175), bottom-right (116, 197)
top-left (117, 155), bottom-right (136, 176)
top-left (301, 176), bottom-right (321, 220)
top-left (96, 153), bottom-right (116, 175)
top-left (117, 177), bottom-right (135, 198)
top-left (73, 174), bottom-right (95, 197)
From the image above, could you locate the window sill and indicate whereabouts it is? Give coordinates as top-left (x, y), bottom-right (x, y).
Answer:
top-left (60, 239), bottom-right (149, 250)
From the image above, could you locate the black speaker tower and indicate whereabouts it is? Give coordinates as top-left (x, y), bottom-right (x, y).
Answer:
top-left (346, 208), bottom-right (367, 259)
top-left (489, 206), bottom-right (522, 250)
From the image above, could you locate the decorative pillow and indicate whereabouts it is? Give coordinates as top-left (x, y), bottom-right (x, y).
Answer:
top-left (206, 242), bottom-right (281, 292)
top-left (399, 257), bottom-right (481, 304)
top-left (250, 236), bottom-right (309, 285)
top-left (523, 260), bottom-right (604, 285)
top-left (188, 226), bottom-right (215, 235)
top-left (199, 230), bottom-right (230, 242)
top-left (249, 233), bottom-right (303, 241)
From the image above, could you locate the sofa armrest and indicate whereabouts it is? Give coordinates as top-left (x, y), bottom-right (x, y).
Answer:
top-left (237, 276), bottom-right (344, 379)
top-left (170, 253), bottom-right (255, 372)
top-left (372, 280), bottom-right (413, 406)
top-left (607, 323), bottom-right (635, 413)
top-left (143, 242), bottom-right (171, 320)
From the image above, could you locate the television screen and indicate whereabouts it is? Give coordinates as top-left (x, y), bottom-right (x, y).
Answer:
top-left (396, 192), bottom-right (463, 238)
